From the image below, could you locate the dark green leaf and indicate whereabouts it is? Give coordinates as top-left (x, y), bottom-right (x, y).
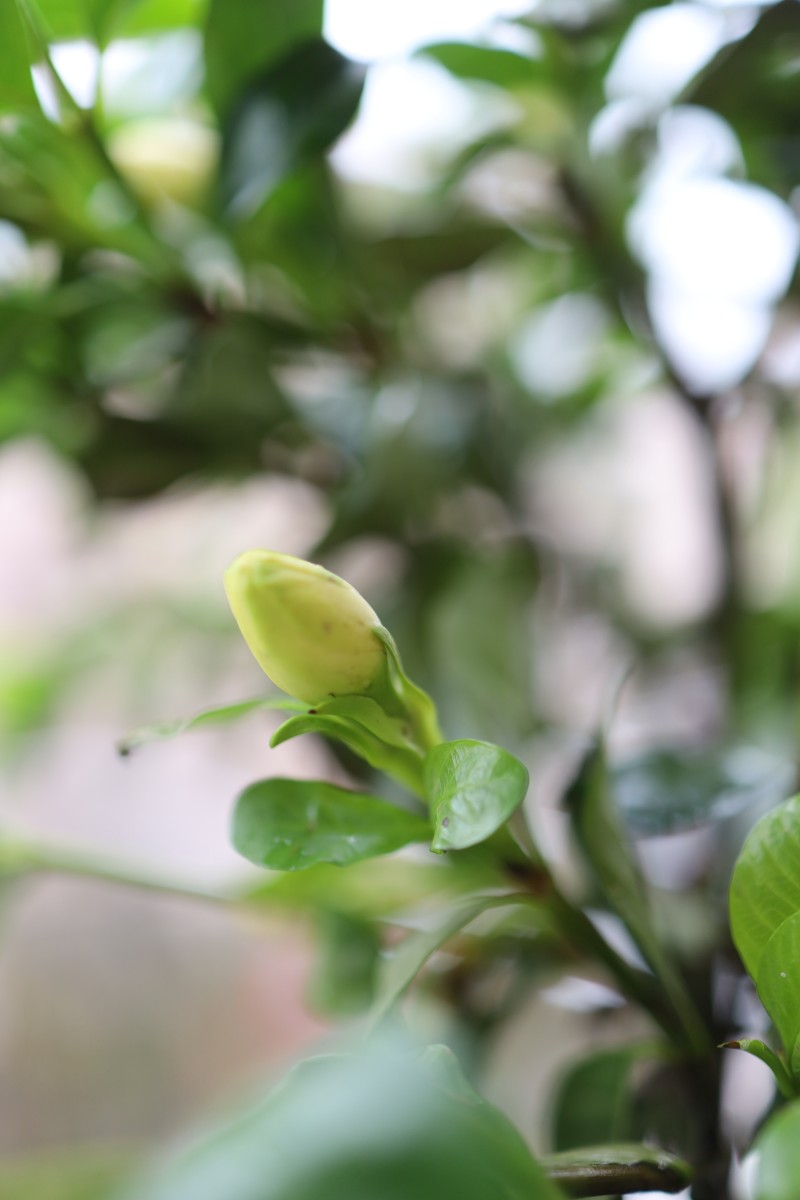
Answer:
top-left (116, 697), bottom-right (299, 755)
top-left (612, 746), bottom-right (795, 837)
top-left (542, 1144), bottom-right (691, 1198)
top-left (220, 38), bottom-right (365, 217)
top-left (552, 1043), bottom-right (663, 1152)
top-left (204, 0), bottom-right (323, 117)
top-left (753, 1100), bottom-right (800, 1200)
top-left (231, 778), bottom-right (431, 871)
top-left (425, 739), bottom-right (529, 852)
top-left (730, 795), bottom-right (800, 983)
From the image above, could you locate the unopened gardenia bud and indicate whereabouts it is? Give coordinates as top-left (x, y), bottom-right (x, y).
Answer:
top-left (224, 550), bottom-right (386, 704)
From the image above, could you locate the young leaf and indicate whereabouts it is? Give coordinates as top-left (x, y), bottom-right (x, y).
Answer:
top-left (231, 778), bottom-right (431, 871)
top-left (269, 712), bottom-right (426, 796)
top-left (720, 1038), bottom-right (795, 1101)
top-left (729, 794), bottom-right (800, 983)
top-left (1, 3), bottom-right (38, 112)
top-left (117, 697), bottom-right (299, 755)
top-left (425, 740), bottom-right (529, 852)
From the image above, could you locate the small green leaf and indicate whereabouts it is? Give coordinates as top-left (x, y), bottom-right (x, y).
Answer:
top-left (425, 739), bottom-right (529, 852)
top-left (117, 697), bottom-right (299, 755)
top-left (730, 794), bottom-right (800, 983)
top-left (720, 1038), bottom-right (795, 1100)
top-left (269, 711), bottom-right (426, 796)
top-left (542, 1144), bottom-right (691, 1197)
top-left (231, 778), bottom-right (431, 871)
top-left (753, 1099), bottom-right (800, 1200)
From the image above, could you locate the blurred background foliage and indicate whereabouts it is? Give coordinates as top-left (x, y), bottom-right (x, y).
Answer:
top-left (1, 0), bottom-right (800, 1195)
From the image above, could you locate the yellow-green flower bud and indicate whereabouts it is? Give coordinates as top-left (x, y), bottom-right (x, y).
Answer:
top-left (224, 550), bottom-right (386, 704)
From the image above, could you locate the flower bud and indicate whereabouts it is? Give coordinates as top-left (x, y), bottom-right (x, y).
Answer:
top-left (224, 550), bottom-right (386, 704)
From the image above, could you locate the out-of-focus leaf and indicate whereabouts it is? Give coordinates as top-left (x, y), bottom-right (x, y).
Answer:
top-left (753, 1099), bottom-right (800, 1200)
top-left (426, 739), bottom-right (529, 852)
top-left (729, 795), bottom-right (800, 983)
top-left (117, 697), bottom-right (298, 755)
top-left (551, 1043), bottom-right (663, 1152)
top-left (0, 1145), bottom-right (134, 1199)
top-left (204, 0), bottom-right (323, 117)
top-left (123, 1043), bottom-right (564, 1200)
top-left (542, 1144), bottom-right (691, 1198)
top-left (220, 38), bottom-right (365, 217)
top-left (566, 746), bottom-right (709, 1055)
top-left (113, 0), bottom-right (204, 39)
top-left (418, 42), bottom-right (539, 89)
top-left (612, 746), bottom-right (795, 837)
top-left (231, 777), bottom-right (431, 871)
top-left (370, 893), bottom-right (540, 1028)
top-left (0, 4), bottom-right (38, 112)
top-left (308, 910), bottom-right (380, 1015)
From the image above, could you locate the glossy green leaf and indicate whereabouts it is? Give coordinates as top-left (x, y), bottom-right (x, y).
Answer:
top-left (425, 739), bottom-right (529, 852)
top-left (757, 912), bottom-right (800, 1078)
top-left (729, 795), bottom-right (800, 983)
top-left (205, 0), bottom-right (323, 117)
top-left (116, 697), bottom-right (300, 755)
top-left (220, 38), bottom-right (365, 217)
top-left (0, 3), bottom-right (38, 112)
top-left (613, 746), bottom-right (795, 837)
top-left (542, 1144), bottom-right (691, 1198)
top-left (123, 1043), bottom-right (564, 1200)
top-left (418, 42), bottom-right (539, 89)
top-left (231, 778), bottom-right (431, 871)
top-left (369, 893), bottom-right (539, 1029)
top-left (753, 1099), bottom-right (800, 1200)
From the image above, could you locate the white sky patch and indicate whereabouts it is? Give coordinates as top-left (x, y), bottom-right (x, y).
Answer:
top-left (331, 59), bottom-right (518, 188)
top-left (606, 3), bottom-right (727, 106)
top-left (325, 0), bottom-right (533, 62)
top-left (51, 39), bottom-right (100, 108)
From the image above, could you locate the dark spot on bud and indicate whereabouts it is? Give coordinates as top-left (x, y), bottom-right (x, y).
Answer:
top-left (442, 818), bottom-right (449, 827)
top-left (308, 709), bottom-right (317, 715)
